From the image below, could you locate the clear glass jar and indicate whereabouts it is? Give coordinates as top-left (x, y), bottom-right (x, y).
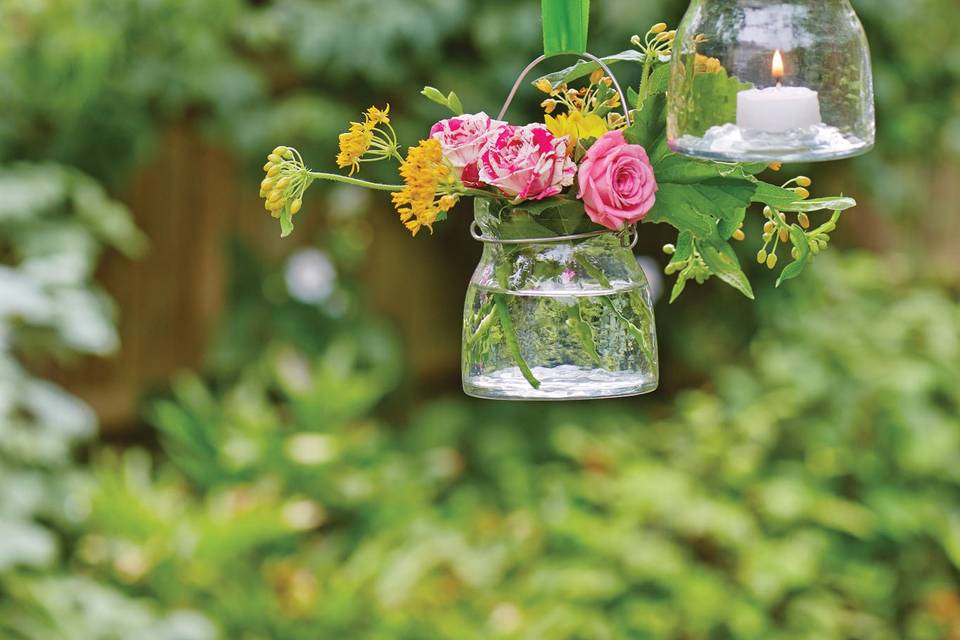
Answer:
top-left (462, 198), bottom-right (659, 401)
top-left (667, 0), bottom-right (875, 163)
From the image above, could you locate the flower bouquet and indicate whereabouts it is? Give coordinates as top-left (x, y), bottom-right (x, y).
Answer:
top-left (258, 24), bottom-right (855, 400)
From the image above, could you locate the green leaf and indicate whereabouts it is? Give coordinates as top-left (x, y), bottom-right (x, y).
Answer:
top-left (671, 231), bottom-right (694, 264)
top-left (647, 180), bottom-right (756, 241)
top-left (446, 91), bottom-right (464, 116)
top-left (420, 86), bottom-right (448, 108)
top-left (752, 183), bottom-right (801, 208)
top-left (779, 196), bottom-right (857, 213)
top-left (534, 50), bottom-right (645, 90)
top-left (674, 66), bottom-right (752, 137)
top-left (624, 92), bottom-right (665, 150)
top-left (542, 0), bottom-right (590, 55)
top-left (697, 238), bottom-right (755, 299)
top-left (776, 224), bottom-right (811, 287)
top-left (279, 209), bottom-right (294, 238)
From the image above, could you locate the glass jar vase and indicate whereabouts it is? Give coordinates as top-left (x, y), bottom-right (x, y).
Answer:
top-left (667, 0), bottom-right (875, 163)
top-left (462, 198), bottom-right (659, 401)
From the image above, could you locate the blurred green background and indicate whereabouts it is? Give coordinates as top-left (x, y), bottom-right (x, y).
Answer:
top-left (1, 1), bottom-right (959, 638)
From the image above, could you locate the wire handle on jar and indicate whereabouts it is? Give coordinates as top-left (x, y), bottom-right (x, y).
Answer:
top-left (470, 220), bottom-right (638, 250)
top-left (497, 52), bottom-right (632, 126)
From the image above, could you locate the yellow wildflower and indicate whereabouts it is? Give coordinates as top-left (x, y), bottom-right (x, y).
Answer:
top-left (336, 121), bottom-right (374, 175)
top-left (391, 138), bottom-right (457, 236)
top-left (365, 104), bottom-right (391, 126)
top-left (534, 78), bottom-right (555, 94)
top-left (545, 111), bottom-right (609, 150)
top-left (694, 54), bottom-right (723, 74)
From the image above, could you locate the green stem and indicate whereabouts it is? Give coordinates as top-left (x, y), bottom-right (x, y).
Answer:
top-left (307, 172), bottom-right (403, 192)
top-left (494, 294), bottom-right (541, 389)
top-left (466, 305), bottom-right (497, 349)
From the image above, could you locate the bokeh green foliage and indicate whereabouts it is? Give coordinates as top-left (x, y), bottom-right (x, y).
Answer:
top-left (77, 241), bottom-right (960, 639)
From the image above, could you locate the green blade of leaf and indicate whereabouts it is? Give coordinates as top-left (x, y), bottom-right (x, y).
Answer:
top-left (421, 86), bottom-right (448, 108)
top-left (697, 238), bottom-right (755, 300)
top-left (778, 196), bottom-right (857, 213)
top-left (279, 209), bottom-right (294, 238)
top-left (776, 224), bottom-right (811, 287)
top-left (542, 0), bottom-right (590, 55)
top-left (534, 50), bottom-right (646, 89)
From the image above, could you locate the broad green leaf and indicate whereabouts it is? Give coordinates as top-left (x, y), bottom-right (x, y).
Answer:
top-left (673, 65), bottom-right (752, 138)
top-left (697, 238), bottom-right (755, 299)
top-left (534, 50), bottom-right (646, 90)
top-left (647, 179), bottom-right (755, 241)
top-left (542, 0), bottom-right (590, 55)
top-left (279, 209), bottom-right (294, 238)
top-left (752, 183), bottom-right (804, 208)
top-left (624, 92), bottom-right (665, 150)
top-left (671, 231), bottom-right (694, 264)
top-left (653, 155), bottom-right (764, 185)
top-left (776, 224), bottom-right (811, 287)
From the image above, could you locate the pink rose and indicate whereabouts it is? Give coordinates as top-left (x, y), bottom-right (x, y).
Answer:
top-left (577, 130), bottom-right (658, 231)
top-left (429, 112), bottom-right (507, 187)
top-left (478, 124), bottom-right (577, 201)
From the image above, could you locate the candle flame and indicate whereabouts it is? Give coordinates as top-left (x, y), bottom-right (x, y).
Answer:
top-left (772, 50), bottom-right (785, 82)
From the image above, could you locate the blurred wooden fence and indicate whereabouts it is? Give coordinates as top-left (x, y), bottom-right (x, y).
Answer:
top-left (54, 126), bottom-right (476, 430)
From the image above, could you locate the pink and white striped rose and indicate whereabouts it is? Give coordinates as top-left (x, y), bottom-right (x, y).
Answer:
top-left (429, 112), bottom-right (507, 187)
top-left (478, 124), bottom-right (577, 201)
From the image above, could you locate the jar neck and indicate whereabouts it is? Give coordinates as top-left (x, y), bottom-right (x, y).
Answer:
top-left (473, 197), bottom-right (611, 242)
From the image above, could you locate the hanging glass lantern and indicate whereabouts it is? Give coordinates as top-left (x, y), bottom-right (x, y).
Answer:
top-left (667, 0), bottom-right (875, 163)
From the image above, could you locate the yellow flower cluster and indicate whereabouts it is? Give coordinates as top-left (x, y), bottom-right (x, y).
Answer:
top-left (260, 146), bottom-right (304, 218)
top-left (695, 54), bottom-right (723, 74)
top-left (336, 105), bottom-right (399, 176)
top-left (391, 138), bottom-right (458, 236)
top-left (545, 111), bottom-right (609, 151)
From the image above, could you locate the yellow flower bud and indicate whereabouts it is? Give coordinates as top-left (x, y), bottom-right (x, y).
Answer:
top-left (779, 228), bottom-right (790, 243)
top-left (268, 153), bottom-right (282, 164)
top-left (795, 176), bottom-right (812, 187)
top-left (268, 189), bottom-right (283, 203)
top-left (732, 229), bottom-right (746, 241)
top-left (261, 177), bottom-right (275, 191)
top-left (763, 206), bottom-right (774, 217)
top-left (792, 247), bottom-right (801, 260)
top-left (766, 253), bottom-right (778, 269)
top-left (757, 249), bottom-right (768, 264)
top-left (798, 212), bottom-right (811, 229)
top-left (272, 146), bottom-right (288, 157)
top-left (534, 78), bottom-right (554, 94)
top-left (630, 34), bottom-right (642, 46)
top-left (267, 164), bottom-right (281, 177)
top-left (769, 161), bottom-right (783, 171)
top-left (651, 22), bottom-right (668, 34)
top-left (662, 244), bottom-right (676, 255)
top-left (263, 161), bottom-right (274, 172)
top-left (763, 220), bottom-right (776, 234)
top-left (589, 68), bottom-right (604, 85)
top-left (290, 199), bottom-right (302, 215)
top-left (276, 177), bottom-right (290, 190)
top-left (794, 187), bottom-right (810, 199)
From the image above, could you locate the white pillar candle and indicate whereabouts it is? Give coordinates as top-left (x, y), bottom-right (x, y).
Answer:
top-left (736, 50), bottom-right (822, 133)
top-left (737, 86), bottom-right (822, 132)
